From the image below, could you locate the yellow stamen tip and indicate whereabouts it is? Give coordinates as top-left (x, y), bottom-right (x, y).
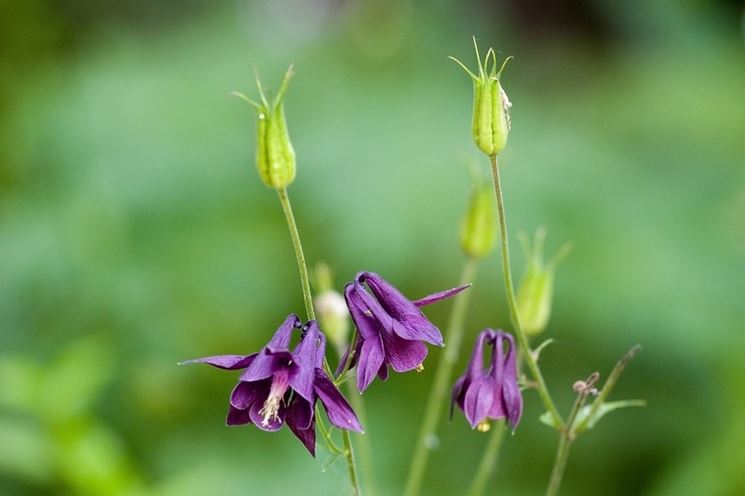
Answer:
top-left (476, 420), bottom-right (491, 432)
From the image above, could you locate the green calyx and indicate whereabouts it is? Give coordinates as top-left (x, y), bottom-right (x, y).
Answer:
top-left (449, 37), bottom-right (513, 157)
top-left (516, 228), bottom-right (572, 336)
top-left (232, 65), bottom-right (296, 190)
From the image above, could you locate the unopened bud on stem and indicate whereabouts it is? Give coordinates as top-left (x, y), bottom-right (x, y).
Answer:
top-left (460, 180), bottom-right (497, 259)
top-left (450, 37), bottom-right (513, 157)
top-left (232, 66), bottom-right (296, 190)
top-left (516, 228), bottom-right (572, 336)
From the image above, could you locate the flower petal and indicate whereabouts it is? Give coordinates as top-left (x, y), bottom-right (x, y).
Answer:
top-left (379, 329), bottom-right (428, 373)
top-left (226, 405), bottom-right (252, 426)
top-left (356, 335), bottom-right (385, 392)
top-left (412, 284), bottom-right (471, 307)
top-left (287, 410), bottom-right (316, 457)
top-left (345, 283), bottom-right (386, 341)
top-left (290, 322), bottom-right (325, 402)
top-left (248, 396), bottom-right (286, 432)
top-left (230, 380), bottom-right (267, 410)
top-left (361, 272), bottom-right (444, 346)
top-left (314, 370), bottom-right (363, 432)
top-left (240, 350), bottom-right (294, 382)
top-left (463, 376), bottom-right (496, 428)
top-left (266, 314), bottom-right (301, 352)
top-left (286, 395), bottom-right (314, 431)
top-left (499, 332), bottom-right (523, 430)
top-left (180, 354), bottom-right (256, 370)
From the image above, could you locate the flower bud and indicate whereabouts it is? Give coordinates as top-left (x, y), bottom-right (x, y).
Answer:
top-left (233, 66), bottom-right (296, 190)
top-left (313, 263), bottom-right (350, 355)
top-left (450, 38), bottom-right (512, 157)
top-left (315, 290), bottom-right (350, 355)
top-left (460, 181), bottom-right (496, 259)
top-left (516, 229), bottom-right (571, 336)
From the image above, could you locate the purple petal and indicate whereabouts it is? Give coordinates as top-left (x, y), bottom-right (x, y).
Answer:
top-left (463, 376), bottom-right (496, 428)
top-left (226, 405), bottom-right (252, 426)
top-left (499, 332), bottom-right (523, 430)
top-left (466, 331), bottom-right (492, 378)
top-left (345, 283), bottom-right (387, 341)
top-left (450, 375), bottom-right (467, 420)
top-left (287, 404), bottom-right (316, 457)
top-left (286, 395), bottom-right (314, 431)
top-left (360, 272), bottom-right (444, 346)
top-left (248, 396), bottom-right (286, 432)
top-left (412, 283), bottom-right (471, 307)
top-left (230, 380), bottom-right (268, 410)
top-left (240, 350), bottom-right (294, 382)
top-left (376, 361), bottom-right (388, 381)
top-left (379, 329), bottom-right (428, 373)
top-left (356, 335), bottom-right (385, 392)
top-left (266, 314), bottom-right (301, 352)
top-left (314, 370), bottom-right (363, 432)
top-left (180, 354), bottom-right (256, 370)
top-left (289, 322), bottom-right (325, 402)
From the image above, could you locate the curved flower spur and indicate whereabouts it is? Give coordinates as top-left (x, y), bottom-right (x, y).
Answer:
top-left (451, 329), bottom-right (523, 432)
top-left (340, 271), bottom-right (470, 392)
top-left (182, 314), bottom-right (362, 456)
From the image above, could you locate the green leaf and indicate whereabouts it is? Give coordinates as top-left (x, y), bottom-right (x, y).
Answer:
top-left (321, 452), bottom-right (342, 472)
top-left (573, 399), bottom-right (646, 434)
top-left (539, 410), bottom-right (561, 430)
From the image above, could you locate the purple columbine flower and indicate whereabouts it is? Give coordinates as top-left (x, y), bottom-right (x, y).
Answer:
top-left (451, 329), bottom-right (522, 432)
top-left (183, 314), bottom-right (362, 456)
top-left (341, 271), bottom-right (470, 392)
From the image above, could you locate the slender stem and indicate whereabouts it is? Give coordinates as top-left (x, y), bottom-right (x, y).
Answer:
top-left (467, 420), bottom-right (506, 496)
top-left (277, 188), bottom-right (316, 320)
top-left (342, 427), bottom-right (360, 495)
top-left (403, 259), bottom-right (479, 496)
top-left (489, 155), bottom-right (564, 427)
top-left (276, 187), bottom-right (361, 495)
top-left (545, 392), bottom-right (585, 496)
top-left (546, 434), bottom-right (572, 496)
top-left (347, 382), bottom-right (377, 496)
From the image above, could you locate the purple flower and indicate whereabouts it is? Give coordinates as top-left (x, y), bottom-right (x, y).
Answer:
top-left (341, 271), bottom-right (470, 392)
top-left (184, 314), bottom-right (362, 456)
top-left (451, 329), bottom-right (522, 431)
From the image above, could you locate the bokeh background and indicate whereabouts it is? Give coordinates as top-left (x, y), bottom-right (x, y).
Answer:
top-left (1, 0), bottom-right (744, 494)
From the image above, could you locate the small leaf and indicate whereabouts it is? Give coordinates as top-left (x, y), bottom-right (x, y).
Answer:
top-left (321, 452), bottom-right (342, 472)
top-left (573, 399), bottom-right (646, 435)
top-left (538, 410), bottom-right (561, 430)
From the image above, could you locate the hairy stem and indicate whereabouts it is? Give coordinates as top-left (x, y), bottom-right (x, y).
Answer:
top-left (489, 155), bottom-right (563, 426)
top-left (403, 259), bottom-right (479, 496)
top-left (467, 420), bottom-right (506, 496)
top-left (277, 187), bottom-right (361, 495)
top-left (546, 434), bottom-right (572, 496)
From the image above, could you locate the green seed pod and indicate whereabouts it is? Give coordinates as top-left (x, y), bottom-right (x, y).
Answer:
top-left (460, 182), bottom-right (497, 259)
top-left (516, 229), bottom-right (572, 336)
top-left (233, 66), bottom-right (296, 190)
top-left (450, 38), bottom-right (512, 157)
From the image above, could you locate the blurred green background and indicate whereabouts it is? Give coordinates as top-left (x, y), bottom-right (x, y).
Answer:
top-left (1, 0), bottom-right (744, 494)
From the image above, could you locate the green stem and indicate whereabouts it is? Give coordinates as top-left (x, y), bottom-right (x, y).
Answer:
top-left (347, 382), bottom-right (377, 496)
top-left (545, 434), bottom-right (572, 496)
top-left (342, 426), bottom-right (360, 495)
top-left (545, 391), bottom-right (585, 496)
top-left (276, 187), bottom-right (361, 495)
top-left (489, 155), bottom-right (563, 427)
top-left (403, 259), bottom-right (479, 496)
top-left (277, 188), bottom-right (316, 321)
top-left (467, 420), bottom-right (506, 496)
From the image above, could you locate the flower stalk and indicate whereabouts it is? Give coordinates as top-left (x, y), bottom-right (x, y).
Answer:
top-left (467, 419), bottom-right (506, 496)
top-left (489, 155), bottom-right (563, 427)
top-left (276, 186), bottom-right (361, 495)
top-left (403, 259), bottom-right (479, 496)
